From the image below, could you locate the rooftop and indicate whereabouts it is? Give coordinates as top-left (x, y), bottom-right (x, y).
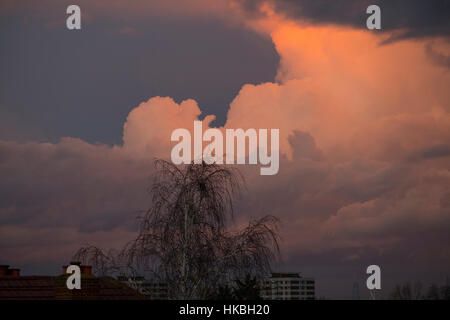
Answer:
top-left (0, 264), bottom-right (147, 300)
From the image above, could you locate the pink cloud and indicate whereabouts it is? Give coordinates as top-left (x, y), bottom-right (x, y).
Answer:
top-left (1, 15), bottom-right (449, 275)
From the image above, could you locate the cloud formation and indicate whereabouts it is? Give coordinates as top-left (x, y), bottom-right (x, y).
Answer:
top-left (236, 0), bottom-right (450, 41)
top-left (1, 2), bottom-right (449, 297)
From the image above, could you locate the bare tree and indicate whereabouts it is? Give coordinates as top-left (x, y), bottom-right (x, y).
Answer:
top-left (74, 159), bottom-right (280, 299)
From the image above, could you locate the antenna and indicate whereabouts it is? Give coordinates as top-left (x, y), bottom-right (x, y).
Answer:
top-left (352, 281), bottom-right (360, 300)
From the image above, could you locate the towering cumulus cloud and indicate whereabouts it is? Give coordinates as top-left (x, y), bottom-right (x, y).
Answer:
top-left (0, 0), bottom-right (449, 297)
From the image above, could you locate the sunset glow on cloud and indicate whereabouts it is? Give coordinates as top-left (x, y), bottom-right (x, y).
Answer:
top-left (1, 0), bottom-right (449, 298)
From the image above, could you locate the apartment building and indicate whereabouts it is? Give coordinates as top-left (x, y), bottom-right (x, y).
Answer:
top-left (261, 272), bottom-right (315, 300)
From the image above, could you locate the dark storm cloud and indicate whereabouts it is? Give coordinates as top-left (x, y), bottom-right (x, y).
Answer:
top-left (234, 131), bottom-right (450, 298)
top-left (1, 127), bottom-right (449, 298)
top-left (406, 144), bottom-right (450, 162)
top-left (238, 0), bottom-right (450, 40)
top-left (421, 144), bottom-right (450, 159)
top-left (0, 1), bottom-right (278, 144)
top-left (1, 0), bottom-right (450, 299)
top-left (0, 139), bottom-right (150, 230)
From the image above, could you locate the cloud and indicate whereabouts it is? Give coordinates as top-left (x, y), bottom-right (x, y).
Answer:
top-left (426, 43), bottom-right (450, 69)
top-left (118, 26), bottom-right (138, 37)
top-left (122, 96), bottom-right (215, 158)
top-left (221, 22), bottom-right (450, 270)
top-left (0, 0), bottom-right (238, 25)
top-left (0, 138), bottom-right (149, 230)
top-left (226, 23), bottom-right (450, 161)
top-left (0, 96), bottom-right (212, 264)
top-left (3, 0), bottom-right (449, 42)
top-left (0, 7), bottom-right (449, 296)
top-left (235, 0), bottom-right (450, 41)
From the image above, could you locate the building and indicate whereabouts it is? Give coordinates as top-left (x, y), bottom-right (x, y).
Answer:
top-left (0, 263), bottom-right (147, 300)
top-left (261, 272), bottom-right (315, 300)
top-left (117, 276), bottom-right (168, 299)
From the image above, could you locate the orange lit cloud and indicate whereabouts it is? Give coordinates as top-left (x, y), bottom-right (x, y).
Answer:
top-left (222, 17), bottom-right (450, 259)
top-left (226, 22), bottom-right (450, 161)
top-left (1, 8), bottom-right (449, 282)
top-left (111, 17), bottom-right (450, 261)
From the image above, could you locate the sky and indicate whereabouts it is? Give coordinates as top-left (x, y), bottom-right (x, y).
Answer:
top-left (0, 0), bottom-right (449, 299)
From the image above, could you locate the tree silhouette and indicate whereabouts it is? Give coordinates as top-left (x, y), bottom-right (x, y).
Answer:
top-left (210, 274), bottom-right (262, 300)
top-left (233, 274), bottom-right (262, 300)
top-left (390, 280), bottom-right (450, 300)
top-left (74, 159), bottom-right (280, 299)
top-left (389, 281), bottom-right (423, 300)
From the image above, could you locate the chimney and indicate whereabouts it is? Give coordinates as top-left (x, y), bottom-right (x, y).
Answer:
top-left (63, 262), bottom-right (92, 275)
top-left (0, 265), bottom-right (10, 276)
top-left (81, 265), bottom-right (92, 275)
top-left (8, 268), bottom-right (20, 276)
top-left (62, 265), bottom-right (68, 274)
